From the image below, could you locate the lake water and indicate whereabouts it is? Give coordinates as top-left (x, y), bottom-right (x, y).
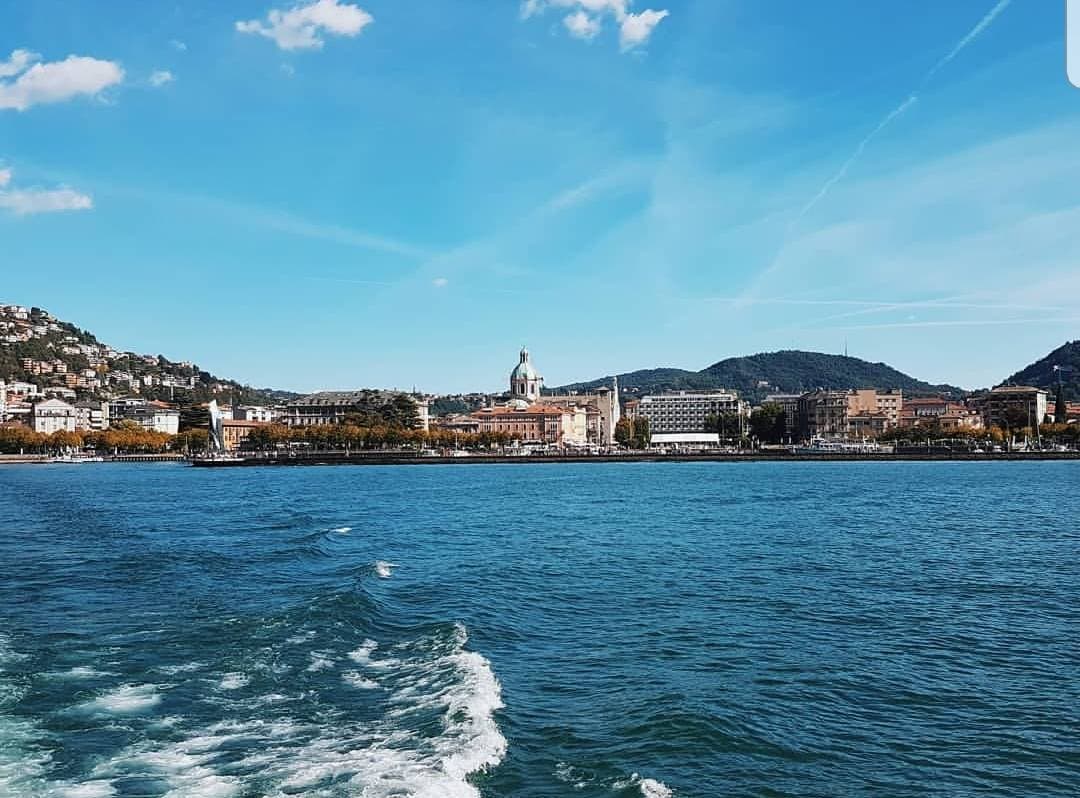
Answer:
top-left (1, 461), bottom-right (1078, 797)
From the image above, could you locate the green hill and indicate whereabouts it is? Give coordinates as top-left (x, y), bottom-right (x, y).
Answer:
top-left (0, 303), bottom-right (296, 406)
top-left (1001, 341), bottom-right (1080, 400)
top-left (555, 349), bottom-right (962, 402)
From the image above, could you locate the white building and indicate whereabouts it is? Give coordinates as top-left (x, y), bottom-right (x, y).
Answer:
top-left (234, 405), bottom-right (277, 423)
top-left (74, 401), bottom-right (108, 432)
top-left (108, 399), bottom-right (181, 435)
top-left (639, 391), bottom-right (747, 434)
top-left (32, 398), bottom-right (77, 434)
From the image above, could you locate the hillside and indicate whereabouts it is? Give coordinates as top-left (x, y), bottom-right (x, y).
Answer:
top-left (0, 303), bottom-right (295, 406)
top-left (555, 349), bottom-right (962, 402)
top-left (1001, 340), bottom-right (1080, 400)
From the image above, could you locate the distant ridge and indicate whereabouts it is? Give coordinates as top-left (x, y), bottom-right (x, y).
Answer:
top-left (554, 349), bottom-right (963, 402)
top-left (1001, 341), bottom-right (1080, 400)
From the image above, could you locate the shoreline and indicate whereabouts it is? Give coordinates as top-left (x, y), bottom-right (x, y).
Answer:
top-left (4, 452), bottom-right (1078, 467)
top-left (189, 451), bottom-right (1080, 467)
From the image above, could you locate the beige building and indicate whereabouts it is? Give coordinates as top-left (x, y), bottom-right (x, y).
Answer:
top-left (32, 398), bottom-right (77, 434)
top-left (542, 378), bottom-right (620, 445)
top-left (74, 401), bottom-right (108, 431)
top-left (977, 386), bottom-right (1048, 430)
top-left (471, 401), bottom-right (586, 445)
top-left (284, 391), bottom-right (430, 431)
top-left (899, 398), bottom-right (983, 431)
top-left (222, 419), bottom-right (269, 451)
top-left (798, 389), bottom-right (903, 440)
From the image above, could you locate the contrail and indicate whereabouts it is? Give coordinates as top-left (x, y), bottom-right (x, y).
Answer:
top-left (791, 0), bottom-right (1012, 224)
top-left (923, 0), bottom-right (1012, 85)
top-left (795, 95), bottom-right (917, 221)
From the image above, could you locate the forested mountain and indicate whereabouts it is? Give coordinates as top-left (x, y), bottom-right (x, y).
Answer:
top-left (555, 350), bottom-right (962, 402)
top-left (1002, 341), bottom-right (1080, 400)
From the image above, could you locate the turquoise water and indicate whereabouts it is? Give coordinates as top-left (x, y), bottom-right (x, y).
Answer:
top-left (1, 461), bottom-right (1078, 797)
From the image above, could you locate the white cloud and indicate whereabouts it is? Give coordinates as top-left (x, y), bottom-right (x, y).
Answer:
top-left (0, 53), bottom-right (124, 111)
top-left (0, 168), bottom-right (93, 215)
top-left (149, 70), bottom-right (174, 88)
top-left (564, 11), bottom-right (601, 40)
top-left (618, 9), bottom-right (669, 51)
top-left (432, 277), bottom-right (449, 288)
top-left (281, 63), bottom-right (297, 77)
top-left (0, 49), bottom-right (40, 78)
top-left (522, 1), bottom-right (668, 51)
top-left (170, 39), bottom-right (187, 52)
top-left (236, 0), bottom-right (373, 51)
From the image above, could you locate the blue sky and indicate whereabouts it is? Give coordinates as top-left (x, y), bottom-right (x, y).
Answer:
top-left (1, 0), bottom-right (1077, 394)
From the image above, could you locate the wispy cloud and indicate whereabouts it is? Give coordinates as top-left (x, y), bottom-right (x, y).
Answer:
top-left (0, 167), bottom-right (93, 215)
top-left (0, 50), bottom-right (123, 111)
top-left (149, 70), bottom-right (174, 88)
top-left (821, 316), bottom-right (1080, 332)
top-left (237, 0), bottom-right (373, 51)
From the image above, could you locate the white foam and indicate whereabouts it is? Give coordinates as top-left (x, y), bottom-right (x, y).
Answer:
top-left (218, 673), bottom-right (249, 691)
top-left (50, 782), bottom-right (117, 797)
top-left (306, 652), bottom-right (335, 672)
top-left (616, 773), bottom-right (674, 798)
top-left (157, 662), bottom-right (206, 675)
top-left (50, 666), bottom-right (115, 680)
top-left (0, 713), bottom-right (50, 795)
top-left (285, 630), bottom-right (317, 645)
top-left (640, 778), bottom-right (673, 798)
top-left (331, 526), bottom-right (352, 534)
top-left (80, 684), bottom-right (161, 714)
top-left (341, 671), bottom-right (379, 689)
top-left (347, 639), bottom-right (379, 664)
top-left (374, 560), bottom-right (397, 578)
top-left (554, 761), bottom-right (593, 789)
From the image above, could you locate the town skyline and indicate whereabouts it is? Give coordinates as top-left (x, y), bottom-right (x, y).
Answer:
top-left (1, 298), bottom-right (1074, 398)
top-left (3, 2), bottom-right (1080, 393)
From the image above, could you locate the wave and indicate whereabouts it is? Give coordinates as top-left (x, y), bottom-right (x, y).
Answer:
top-left (77, 684), bottom-right (162, 715)
top-left (614, 773), bottom-right (674, 798)
top-left (46, 666), bottom-right (116, 680)
top-left (217, 672), bottom-right (249, 691)
top-left (37, 622), bottom-right (506, 797)
top-left (374, 560), bottom-right (397, 578)
top-left (341, 671), bottom-right (379, 689)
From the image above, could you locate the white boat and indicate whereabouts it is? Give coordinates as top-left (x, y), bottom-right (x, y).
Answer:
top-left (49, 454), bottom-right (106, 464)
top-left (792, 437), bottom-right (885, 455)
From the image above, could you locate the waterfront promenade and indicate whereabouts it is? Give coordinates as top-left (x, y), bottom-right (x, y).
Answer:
top-left (189, 450), bottom-right (1080, 467)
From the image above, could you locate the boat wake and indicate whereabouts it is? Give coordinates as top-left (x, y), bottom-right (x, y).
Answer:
top-left (0, 611), bottom-right (505, 798)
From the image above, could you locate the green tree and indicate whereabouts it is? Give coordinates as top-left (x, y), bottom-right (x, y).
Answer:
top-left (749, 403), bottom-right (786, 444)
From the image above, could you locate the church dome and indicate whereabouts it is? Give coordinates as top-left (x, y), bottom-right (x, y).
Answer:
top-left (511, 360), bottom-right (539, 381)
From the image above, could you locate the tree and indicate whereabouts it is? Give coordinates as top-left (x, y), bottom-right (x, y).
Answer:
top-left (0, 425), bottom-right (46, 454)
top-left (49, 430), bottom-right (84, 452)
top-left (706, 411), bottom-right (744, 443)
top-left (615, 417), bottom-right (650, 449)
top-left (382, 394), bottom-right (421, 429)
top-left (749, 403), bottom-right (786, 444)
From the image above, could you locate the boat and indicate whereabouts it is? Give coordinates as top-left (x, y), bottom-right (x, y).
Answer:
top-left (791, 437), bottom-right (886, 455)
top-left (49, 454), bottom-right (106, 464)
